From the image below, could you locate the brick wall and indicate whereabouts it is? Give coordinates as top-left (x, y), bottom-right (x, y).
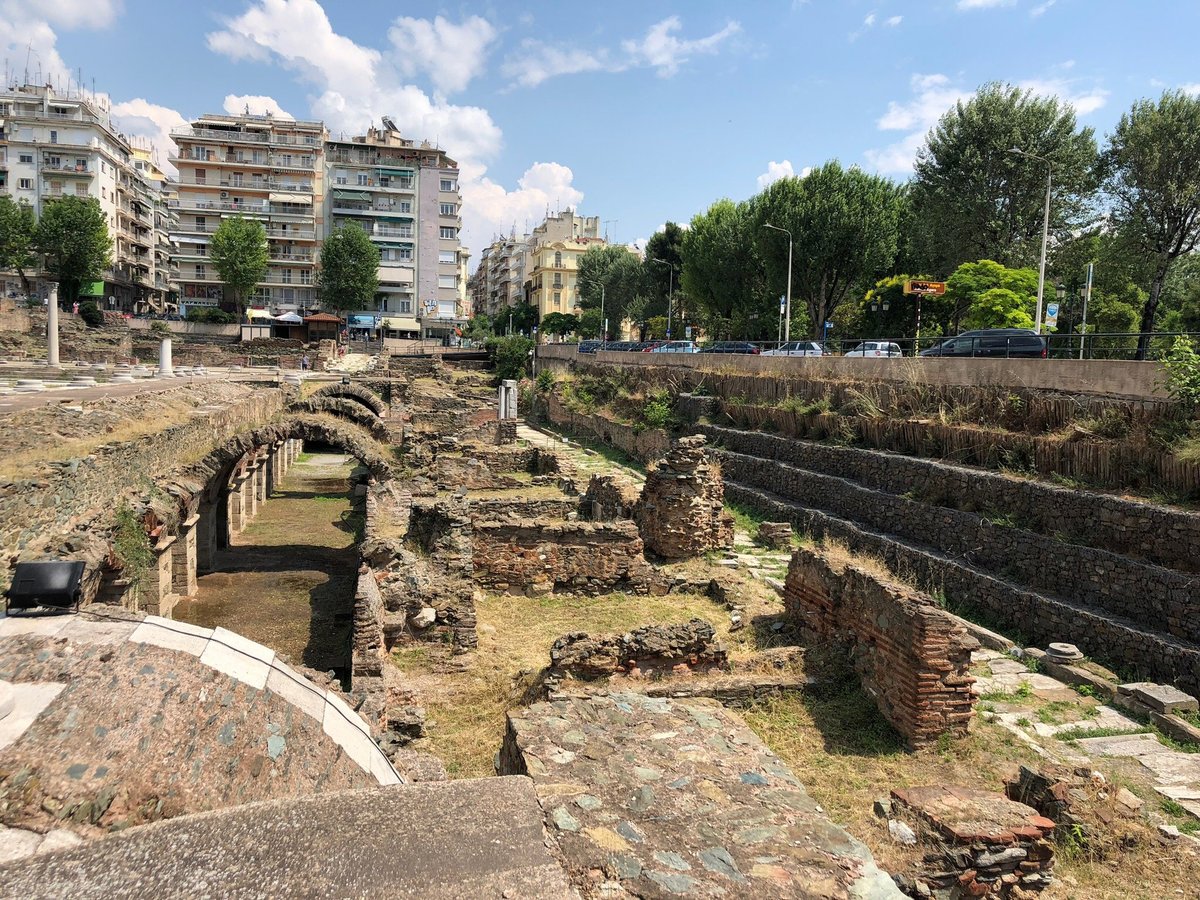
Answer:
top-left (784, 547), bottom-right (977, 747)
top-left (582, 474), bottom-right (641, 522)
top-left (472, 520), bottom-right (654, 595)
top-left (635, 436), bottom-right (733, 559)
top-left (536, 393), bottom-right (671, 463)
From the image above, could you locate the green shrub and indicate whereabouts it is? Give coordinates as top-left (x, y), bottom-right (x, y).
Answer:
top-left (1161, 335), bottom-right (1200, 407)
top-left (111, 504), bottom-right (153, 590)
top-left (78, 301), bottom-right (104, 327)
top-left (535, 369), bottom-right (555, 393)
top-left (485, 336), bottom-right (534, 381)
top-left (641, 397), bottom-right (673, 430)
top-left (149, 320), bottom-right (170, 336)
top-left (186, 307), bottom-right (235, 324)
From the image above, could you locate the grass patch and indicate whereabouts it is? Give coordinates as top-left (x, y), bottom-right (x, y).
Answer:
top-left (980, 680), bottom-right (1034, 703)
top-left (726, 500), bottom-right (769, 535)
top-left (1056, 724), bottom-right (1152, 743)
top-left (397, 589), bottom-right (738, 778)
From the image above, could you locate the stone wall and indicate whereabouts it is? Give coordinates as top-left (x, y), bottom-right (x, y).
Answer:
top-left (727, 480), bottom-right (1200, 695)
top-left (636, 435), bottom-right (733, 559)
top-left (536, 392), bottom-right (672, 463)
top-left (581, 474), bottom-right (641, 522)
top-left (717, 449), bottom-right (1200, 646)
top-left (472, 520), bottom-right (655, 595)
top-left (783, 546), bottom-right (977, 747)
top-left (698, 424), bottom-right (1200, 573)
top-left (352, 567), bottom-right (386, 680)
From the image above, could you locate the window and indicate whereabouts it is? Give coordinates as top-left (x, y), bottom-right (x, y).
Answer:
top-left (554, 292), bottom-right (561, 306)
top-left (336, 176), bottom-right (347, 185)
top-left (398, 201), bottom-right (411, 213)
top-left (18, 153), bottom-right (32, 164)
top-left (18, 178), bottom-right (32, 190)
top-left (399, 299), bottom-right (413, 313)
top-left (398, 246), bottom-right (413, 260)
top-left (438, 250), bottom-right (456, 264)
top-left (554, 251), bottom-right (562, 268)
top-left (231, 172), bottom-right (243, 186)
top-left (75, 183), bottom-right (88, 197)
top-left (49, 130), bottom-right (57, 144)
top-left (196, 216), bottom-right (206, 230)
top-left (300, 270), bottom-right (312, 285)
top-left (440, 178), bottom-right (455, 191)
top-left (439, 202), bottom-right (456, 216)
top-left (438, 275), bottom-right (455, 289)
top-left (195, 168), bottom-right (206, 184)
top-left (101, 187), bottom-right (107, 199)
top-left (281, 268), bottom-right (293, 284)
top-left (195, 264), bottom-right (205, 279)
top-left (439, 226), bottom-right (456, 239)
top-left (357, 173), bottom-right (369, 186)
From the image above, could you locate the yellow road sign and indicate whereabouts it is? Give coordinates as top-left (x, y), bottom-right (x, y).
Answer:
top-left (904, 280), bottom-right (946, 295)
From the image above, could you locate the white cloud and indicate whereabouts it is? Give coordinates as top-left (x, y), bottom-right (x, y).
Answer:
top-left (885, 15), bottom-right (903, 26)
top-left (501, 42), bottom-right (609, 89)
top-left (1030, 0), bottom-right (1057, 15)
top-left (504, 15), bottom-right (740, 88)
top-left (1020, 78), bottom-right (1109, 115)
top-left (756, 160), bottom-right (812, 190)
top-left (1181, 83), bottom-right (1200, 97)
top-left (0, 0), bottom-right (121, 90)
top-left (33, 0), bottom-right (122, 29)
top-left (462, 162), bottom-right (584, 250)
top-left (866, 74), bottom-right (974, 175)
top-left (863, 13), bottom-right (877, 26)
top-left (957, 0), bottom-right (1016, 8)
top-left (387, 15), bottom-right (497, 96)
top-left (110, 98), bottom-right (188, 176)
top-left (222, 94), bottom-right (293, 119)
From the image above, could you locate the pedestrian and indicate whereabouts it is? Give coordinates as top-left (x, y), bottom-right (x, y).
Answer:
top-left (301, 354), bottom-right (310, 371)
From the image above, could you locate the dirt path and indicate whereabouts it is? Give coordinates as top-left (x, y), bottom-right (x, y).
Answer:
top-left (176, 453), bottom-right (361, 679)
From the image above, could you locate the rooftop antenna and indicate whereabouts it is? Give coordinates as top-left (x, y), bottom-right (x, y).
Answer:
top-left (604, 219), bottom-right (619, 242)
top-left (23, 41), bottom-right (32, 84)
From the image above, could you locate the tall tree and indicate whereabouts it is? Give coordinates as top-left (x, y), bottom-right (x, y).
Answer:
top-left (34, 196), bottom-right (111, 303)
top-left (944, 259), bottom-right (1039, 330)
top-left (754, 162), bottom-right (905, 339)
top-left (576, 244), bottom-right (645, 334)
top-left (642, 222), bottom-right (686, 320)
top-left (209, 215), bottom-right (269, 315)
top-left (680, 199), bottom-right (772, 339)
top-left (0, 196), bottom-right (37, 298)
top-left (911, 82), bottom-right (1099, 274)
top-left (318, 223), bottom-right (380, 313)
top-left (1103, 90), bottom-right (1200, 358)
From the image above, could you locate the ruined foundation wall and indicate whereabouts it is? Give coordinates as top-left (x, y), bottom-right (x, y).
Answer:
top-left (537, 393), bottom-right (672, 463)
top-left (636, 436), bottom-right (734, 559)
top-left (783, 546), bottom-right (977, 747)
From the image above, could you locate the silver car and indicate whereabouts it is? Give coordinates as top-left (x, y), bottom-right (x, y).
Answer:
top-left (843, 341), bottom-right (903, 358)
top-left (649, 340), bottom-right (699, 353)
top-left (761, 340), bottom-right (826, 357)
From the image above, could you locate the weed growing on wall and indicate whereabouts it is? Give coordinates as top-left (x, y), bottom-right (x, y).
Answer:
top-left (111, 504), bottom-right (153, 590)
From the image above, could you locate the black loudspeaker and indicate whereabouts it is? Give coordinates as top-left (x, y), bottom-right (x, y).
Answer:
top-left (4, 560), bottom-right (86, 613)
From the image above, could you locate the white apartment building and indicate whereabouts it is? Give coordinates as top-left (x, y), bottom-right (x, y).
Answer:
top-left (325, 122), bottom-right (466, 341)
top-left (169, 112), bottom-right (325, 314)
top-left (0, 83), bottom-right (172, 310)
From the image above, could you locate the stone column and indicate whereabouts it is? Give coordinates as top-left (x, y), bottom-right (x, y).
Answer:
top-left (246, 464), bottom-right (260, 518)
top-left (256, 453), bottom-right (268, 503)
top-left (171, 514), bottom-right (199, 598)
top-left (229, 477), bottom-right (248, 533)
top-left (158, 337), bottom-right (174, 378)
top-left (147, 536), bottom-right (177, 617)
top-left (47, 284), bottom-right (60, 368)
top-left (196, 499), bottom-right (216, 573)
top-left (265, 443), bottom-right (278, 493)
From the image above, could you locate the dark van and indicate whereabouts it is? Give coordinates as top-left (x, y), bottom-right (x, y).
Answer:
top-left (920, 328), bottom-right (1047, 359)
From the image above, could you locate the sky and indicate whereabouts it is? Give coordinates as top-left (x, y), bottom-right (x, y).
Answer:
top-left (4, 0), bottom-right (1200, 268)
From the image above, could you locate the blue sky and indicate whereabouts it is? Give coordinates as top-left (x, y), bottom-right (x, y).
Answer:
top-left (6, 0), bottom-right (1200, 263)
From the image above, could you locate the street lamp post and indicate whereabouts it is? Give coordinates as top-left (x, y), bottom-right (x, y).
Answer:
top-left (652, 258), bottom-right (674, 339)
top-left (1008, 147), bottom-right (1053, 335)
top-left (762, 223), bottom-right (793, 342)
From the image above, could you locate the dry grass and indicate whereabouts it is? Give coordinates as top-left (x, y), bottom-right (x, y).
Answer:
top-left (392, 589), bottom-right (742, 778)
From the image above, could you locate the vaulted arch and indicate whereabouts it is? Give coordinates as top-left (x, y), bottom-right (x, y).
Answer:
top-left (311, 383), bottom-right (387, 417)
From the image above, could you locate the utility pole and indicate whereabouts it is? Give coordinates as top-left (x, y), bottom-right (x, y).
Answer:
top-left (763, 223), bottom-right (793, 342)
top-left (1080, 262), bottom-right (1093, 360)
top-left (1009, 147), bottom-right (1053, 334)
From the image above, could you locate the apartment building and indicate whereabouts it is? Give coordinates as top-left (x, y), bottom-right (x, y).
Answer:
top-left (525, 210), bottom-right (603, 321)
top-left (169, 112), bottom-right (325, 313)
top-left (131, 141), bottom-right (178, 304)
top-left (470, 230), bottom-right (529, 319)
top-left (324, 122), bottom-right (466, 340)
top-left (0, 83), bottom-right (171, 309)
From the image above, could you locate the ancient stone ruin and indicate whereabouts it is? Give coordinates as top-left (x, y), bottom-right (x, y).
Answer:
top-left (635, 434), bottom-right (734, 559)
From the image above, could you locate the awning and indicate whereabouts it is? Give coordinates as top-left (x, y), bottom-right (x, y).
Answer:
top-left (382, 317), bottom-right (420, 331)
top-left (348, 315), bottom-right (378, 328)
top-left (246, 308), bottom-right (273, 320)
top-left (332, 189), bottom-right (370, 201)
top-left (269, 192), bottom-right (312, 205)
top-left (274, 312), bottom-right (303, 323)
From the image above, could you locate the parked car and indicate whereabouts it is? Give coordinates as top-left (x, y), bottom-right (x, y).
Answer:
top-left (699, 341), bottom-right (762, 355)
top-left (577, 340), bottom-right (601, 354)
top-left (843, 341), bottom-right (903, 358)
top-left (606, 341), bottom-right (637, 352)
top-left (919, 329), bottom-right (1047, 359)
top-left (649, 340), bottom-right (699, 353)
top-left (761, 341), bottom-right (827, 357)
top-left (637, 340), bottom-right (667, 352)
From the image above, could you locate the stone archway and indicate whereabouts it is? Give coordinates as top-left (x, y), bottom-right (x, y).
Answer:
top-left (311, 383), bottom-right (387, 417)
top-left (289, 397), bottom-right (391, 443)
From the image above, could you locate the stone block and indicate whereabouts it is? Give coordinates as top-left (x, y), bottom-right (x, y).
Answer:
top-left (1122, 682), bottom-right (1198, 714)
top-left (199, 626), bottom-right (275, 690)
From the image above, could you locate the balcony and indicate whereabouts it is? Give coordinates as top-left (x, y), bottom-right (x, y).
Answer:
top-left (41, 161), bottom-right (91, 177)
top-left (172, 126), bottom-right (270, 145)
top-left (368, 226), bottom-right (414, 240)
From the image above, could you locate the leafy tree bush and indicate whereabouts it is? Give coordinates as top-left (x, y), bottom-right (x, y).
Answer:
top-left (535, 369), bottom-right (555, 393)
top-left (210, 216), bottom-right (269, 316)
top-left (1161, 336), bottom-right (1200, 406)
top-left (485, 335), bottom-right (533, 381)
top-left (317, 223), bottom-right (380, 312)
top-left (35, 196), bottom-right (112, 302)
top-left (78, 301), bottom-right (104, 327)
top-left (186, 307), bottom-right (235, 324)
top-left (640, 391), bottom-right (674, 430)
top-left (149, 321), bottom-right (170, 336)
top-left (963, 288), bottom-right (1036, 330)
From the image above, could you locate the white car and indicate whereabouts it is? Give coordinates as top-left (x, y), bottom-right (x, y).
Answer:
top-left (649, 340), bottom-right (699, 353)
top-left (761, 341), bottom-right (827, 357)
top-left (843, 341), bottom-right (903, 358)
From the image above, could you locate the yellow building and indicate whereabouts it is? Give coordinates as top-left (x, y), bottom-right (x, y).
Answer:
top-left (525, 210), bottom-right (603, 321)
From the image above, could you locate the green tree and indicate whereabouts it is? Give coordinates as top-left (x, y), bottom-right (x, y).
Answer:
top-left (540, 312), bottom-right (579, 337)
top-left (576, 244), bottom-right (645, 332)
top-left (963, 288), bottom-right (1036, 330)
top-left (464, 314), bottom-right (493, 343)
top-left (839, 275), bottom-right (949, 341)
top-left (1103, 90), bottom-right (1200, 358)
top-left (0, 195), bottom-right (37, 297)
top-left (209, 215), bottom-right (269, 315)
top-left (754, 162), bottom-right (905, 339)
top-left (578, 308), bottom-right (603, 339)
top-left (944, 259), bottom-right (1038, 330)
top-left (318, 223), bottom-right (380, 313)
top-left (912, 82), bottom-right (1099, 274)
top-left (34, 196), bottom-right (112, 303)
top-left (643, 222), bottom-right (686, 321)
top-left (681, 199), bottom-right (772, 339)
top-left (484, 335), bottom-right (533, 380)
